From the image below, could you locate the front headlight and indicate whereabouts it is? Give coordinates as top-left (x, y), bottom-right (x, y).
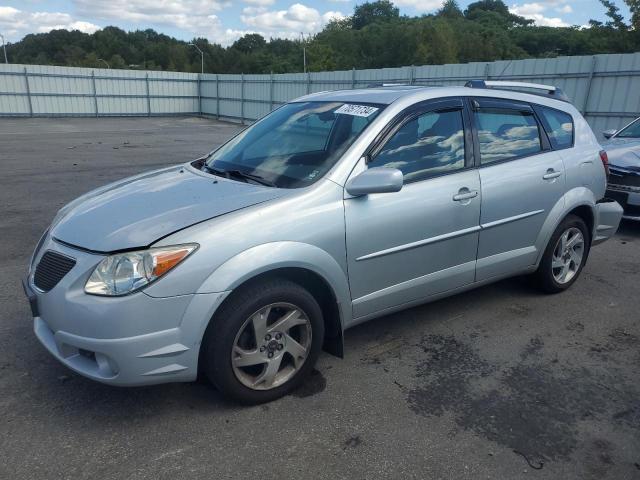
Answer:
top-left (85, 244), bottom-right (198, 296)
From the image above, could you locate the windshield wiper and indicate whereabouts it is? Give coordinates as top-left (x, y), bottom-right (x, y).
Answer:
top-left (225, 170), bottom-right (277, 187)
top-left (202, 164), bottom-right (276, 187)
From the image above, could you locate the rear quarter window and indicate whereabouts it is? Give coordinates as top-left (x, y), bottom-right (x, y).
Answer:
top-left (538, 107), bottom-right (574, 149)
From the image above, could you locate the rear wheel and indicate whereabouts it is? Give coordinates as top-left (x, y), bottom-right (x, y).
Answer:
top-left (533, 214), bottom-right (590, 293)
top-left (202, 278), bottom-right (324, 404)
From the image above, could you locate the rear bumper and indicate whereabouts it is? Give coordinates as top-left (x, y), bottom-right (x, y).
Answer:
top-left (606, 184), bottom-right (640, 220)
top-left (592, 198), bottom-right (624, 246)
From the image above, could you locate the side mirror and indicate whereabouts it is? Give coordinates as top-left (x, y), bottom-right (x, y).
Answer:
top-left (346, 167), bottom-right (403, 196)
top-left (602, 129), bottom-right (617, 139)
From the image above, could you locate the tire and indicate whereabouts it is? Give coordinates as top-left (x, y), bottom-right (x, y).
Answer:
top-left (202, 278), bottom-right (324, 404)
top-left (533, 214), bottom-right (590, 294)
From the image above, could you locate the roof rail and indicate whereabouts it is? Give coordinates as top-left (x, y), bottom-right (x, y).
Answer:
top-left (366, 82), bottom-right (414, 88)
top-left (464, 80), bottom-right (570, 103)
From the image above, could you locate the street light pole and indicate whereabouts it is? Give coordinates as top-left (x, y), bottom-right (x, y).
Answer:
top-left (0, 33), bottom-right (8, 64)
top-left (188, 43), bottom-right (204, 74)
top-left (300, 32), bottom-right (306, 73)
top-left (97, 58), bottom-right (110, 69)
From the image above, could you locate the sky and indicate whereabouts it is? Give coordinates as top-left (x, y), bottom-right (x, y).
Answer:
top-left (0, 0), bottom-right (632, 45)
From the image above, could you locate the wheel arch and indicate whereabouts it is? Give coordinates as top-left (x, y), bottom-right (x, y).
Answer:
top-left (197, 242), bottom-right (351, 358)
top-left (567, 204), bottom-right (594, 242)
top-left (534, 187), bottom-right (597, 267)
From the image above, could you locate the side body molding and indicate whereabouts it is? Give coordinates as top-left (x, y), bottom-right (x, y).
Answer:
top-left (197, 241), bottom-right (353, 331)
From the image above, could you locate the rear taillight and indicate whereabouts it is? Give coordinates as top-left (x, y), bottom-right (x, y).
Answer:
top-left (599, 150), bottom-right (609, 178)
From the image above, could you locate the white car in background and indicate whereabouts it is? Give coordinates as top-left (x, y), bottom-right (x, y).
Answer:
top-left (603, 116), bottom-right (640, 220)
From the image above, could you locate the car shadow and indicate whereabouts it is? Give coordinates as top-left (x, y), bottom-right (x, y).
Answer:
top-left (617, 218), bottom-right (640, 238)
top-left (343, 274), bottom-right (536, 345)
top-left (23, 277), bottom-right (532, 422)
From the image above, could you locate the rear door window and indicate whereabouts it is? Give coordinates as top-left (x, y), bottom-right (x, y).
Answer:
top-left (474, 105), bottom-right (542, 164)
top-left (537, 107), bottom-right (574, 149)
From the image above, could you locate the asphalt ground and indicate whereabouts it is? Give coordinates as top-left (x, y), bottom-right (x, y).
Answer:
top-left (1, 117), bottom-right (638, 480)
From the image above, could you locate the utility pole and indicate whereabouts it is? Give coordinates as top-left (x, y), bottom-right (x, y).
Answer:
top-left (300, 32), bottom-right (306, 73)
top-left (189, 43), bottom-right (204, 74)
top-left (0, 33), bottom-right (8, 64)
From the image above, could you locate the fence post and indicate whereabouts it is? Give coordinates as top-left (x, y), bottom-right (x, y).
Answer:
top-left (23, 67), bottom-right (33, 117)
top-left (197, 73), bottom-right (202, 116)
top-left (269, 71), bottom-right (274, 112)
top-left (351, 67), bottom-right (356, 89)
top-left (91, 70), bottom-right (98, 117)
top-left (240, 73), bottom-right (245, 125)
top-left (582, 55), bottom-right (597, 116)
top-left (409, 65), bottom-right (415, 85)
top-left (145, 73), bottom-right (151, 117)
top-left (484, 62), bottom-right (491, 80)
top-left (307, 71), bottom-right (311, 94)
top-left (215, 74), bottom-right (220, 120)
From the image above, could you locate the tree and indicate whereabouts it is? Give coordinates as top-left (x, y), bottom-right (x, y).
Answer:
top-left (231, 34), bottom-right (267, 54)
top-left (351, 1), bottom-right (399, 30)
top-left (465, 0), bottom-right (532, 27)
top-left (4, 2), bottom-right (640, 74)
top-left (438, 0), bottom-right (464, 18)
top-left (600, 0), bottom-right (627, 29)
top-left (625, 0), bottom-right (640, 29)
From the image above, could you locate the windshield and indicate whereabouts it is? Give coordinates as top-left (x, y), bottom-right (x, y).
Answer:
top-left (616, 118), bottom-right (640, 138)
top-left (205, 101), bottom-right (383, 188)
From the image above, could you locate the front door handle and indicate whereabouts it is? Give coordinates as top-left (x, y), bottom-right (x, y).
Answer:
top-left (543, 168), bottom-right (563, 180)
top-left (453, 188), bottom-right (479, 202)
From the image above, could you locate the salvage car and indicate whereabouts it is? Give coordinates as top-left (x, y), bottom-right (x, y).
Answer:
top-left (23, 81), bottom-right (623, 403)
top-left (603, 116), bottom-right (640, 220)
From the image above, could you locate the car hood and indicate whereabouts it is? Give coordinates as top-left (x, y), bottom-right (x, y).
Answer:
top-left (51, 165), bottom-right (289, 252)
top-left (603, 137), bottom-right (640, 169)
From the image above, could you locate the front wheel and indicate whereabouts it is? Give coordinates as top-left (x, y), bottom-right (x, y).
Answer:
top-left (533, 214), bottom-right (590, 293)
top-left (202, 278), bottom-right (324, 404)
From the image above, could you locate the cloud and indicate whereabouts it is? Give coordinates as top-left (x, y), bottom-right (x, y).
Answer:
top-left (72, 0), bottom-right (259, 45)
top-left (509, 1), bottom-right (570, 27)
top-left (243, 0), bottom-right (275, 5)
top-left (73, 0), bottom-right (228, 24)
top-left (391, 0), bottom-right (443, 12)
top-left (242, 6), bottom-right (268, 15)
top-left (240, 3), bottom-right (345, 33)
top-left (0, 6), bottom-right (100, 41)
top-left (511, 2), bottom-right (545, 15)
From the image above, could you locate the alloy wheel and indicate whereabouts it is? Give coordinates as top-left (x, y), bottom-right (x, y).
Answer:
top-left (551, 227), bottom-right (585, 284)
top-left (231, 302), bottom-right (312, 390)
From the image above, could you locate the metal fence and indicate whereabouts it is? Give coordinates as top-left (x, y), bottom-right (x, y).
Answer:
top-left (0, 64), bottom-right (199, 116)
top-left (1, 52), bottom-right (640, 136)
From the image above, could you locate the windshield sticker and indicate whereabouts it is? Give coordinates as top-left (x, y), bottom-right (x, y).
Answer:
top-left (335, 104), bottom-right (379, 117)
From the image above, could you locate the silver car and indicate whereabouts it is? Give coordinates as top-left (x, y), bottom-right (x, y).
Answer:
top-left (23, 81), bottom-right (623, 403)
top-left (603, 116), bottom-right (640, 220)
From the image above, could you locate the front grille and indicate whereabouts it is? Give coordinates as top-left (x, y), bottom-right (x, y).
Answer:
top-left (33, 250), bottom-right (76, 292)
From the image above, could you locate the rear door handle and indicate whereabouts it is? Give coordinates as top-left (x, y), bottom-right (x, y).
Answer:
top-left (453, 188), bottom-right (479, 202)
top-left (543, 169), bottom-right (563, 180)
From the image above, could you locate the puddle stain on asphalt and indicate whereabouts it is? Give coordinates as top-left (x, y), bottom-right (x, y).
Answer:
top-left (401, 333), bottom-right (640, 462)
top-left (343, 435), bottom-right (362, 449)
top-left (292, 369), bottom-right (326, 398)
